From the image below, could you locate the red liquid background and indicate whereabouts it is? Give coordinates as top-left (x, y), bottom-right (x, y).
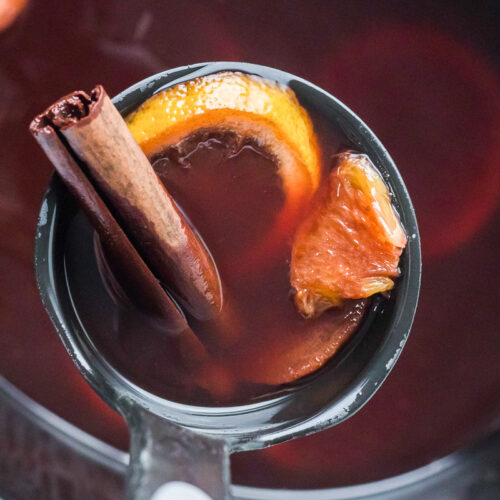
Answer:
top-left (0, 0), bottom-right (498, 489)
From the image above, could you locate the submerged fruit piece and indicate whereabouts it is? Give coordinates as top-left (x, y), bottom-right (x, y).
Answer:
top-left (291, 152), bottom-right (407, 318)
top-left (127, 72), bottom-right (321, 269)
top-left (240, 299), bottom-right (369, 385)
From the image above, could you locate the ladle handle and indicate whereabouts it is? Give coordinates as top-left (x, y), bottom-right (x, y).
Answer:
top-left (126, 406), bottom-right (232, 500)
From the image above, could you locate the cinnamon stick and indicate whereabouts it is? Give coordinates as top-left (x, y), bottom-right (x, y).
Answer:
top-left (30, 112), bottom-right (210, 362)
top-left (30, 86), bottom-right (222, 321)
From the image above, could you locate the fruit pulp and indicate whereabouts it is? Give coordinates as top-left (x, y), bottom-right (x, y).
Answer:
top-left (291, 153), bottom-right (406, 318)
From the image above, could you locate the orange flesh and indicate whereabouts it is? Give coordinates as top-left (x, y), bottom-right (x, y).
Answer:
top-left (291, 153), bottom-right (407, 318)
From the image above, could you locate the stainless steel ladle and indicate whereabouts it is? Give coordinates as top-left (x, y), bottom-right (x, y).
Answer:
top-left (34, 62), bottom-right (421, 500)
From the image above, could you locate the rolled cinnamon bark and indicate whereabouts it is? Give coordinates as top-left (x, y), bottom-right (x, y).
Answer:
top-left (30, 112), bottom-right (205, 356)
top-left (30, 86), bottom-right (222, 321)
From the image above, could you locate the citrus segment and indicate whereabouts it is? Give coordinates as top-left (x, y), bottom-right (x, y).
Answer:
top-left (291, 152), bottom-right (407, 318)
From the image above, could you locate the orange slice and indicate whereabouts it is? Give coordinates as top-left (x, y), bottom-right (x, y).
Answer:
top-left (291, 152), bottom-right (407, 318)
top-left (239, 299), bottom-right (369, 385)
top-left (127, 72), bottom-right (321, 268)
top-left (127, 71), bottom-right (320, 189)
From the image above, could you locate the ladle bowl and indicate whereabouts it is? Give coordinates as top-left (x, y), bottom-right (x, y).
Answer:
top-left (34, 62), bottom-right (421, 499)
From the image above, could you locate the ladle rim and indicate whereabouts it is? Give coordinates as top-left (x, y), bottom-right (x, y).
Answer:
top-left (34, 61), bottom-right (421, 451)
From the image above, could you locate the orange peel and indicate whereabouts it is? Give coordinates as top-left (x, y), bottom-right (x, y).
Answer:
top-left (127, 71), bottom-right (320, 189)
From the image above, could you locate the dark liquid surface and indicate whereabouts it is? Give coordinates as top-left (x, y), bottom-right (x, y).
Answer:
top-left (66, 125), bottom-right (368, 405)
top-left (0, 0), bottom-right (499, 491)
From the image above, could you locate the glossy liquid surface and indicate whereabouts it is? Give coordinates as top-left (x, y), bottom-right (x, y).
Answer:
top-left (0, 0), bottom-right (499, 491)
top-left (66, 126), bottom-right (368, 405)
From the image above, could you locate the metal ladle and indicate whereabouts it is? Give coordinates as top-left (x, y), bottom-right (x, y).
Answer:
top-left (34, 62), bottom-right (421, 500)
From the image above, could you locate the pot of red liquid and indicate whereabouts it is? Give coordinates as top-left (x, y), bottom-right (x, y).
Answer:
top-left (1, 2), bottom-right (499, 499)
top-left (30, 61), bottom-right (419, 499)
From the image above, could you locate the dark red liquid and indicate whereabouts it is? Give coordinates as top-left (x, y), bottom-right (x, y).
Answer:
top-left (71, 127), bottom-right (368, 405)
top-left (0, 0), bottom-right (499, 491)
